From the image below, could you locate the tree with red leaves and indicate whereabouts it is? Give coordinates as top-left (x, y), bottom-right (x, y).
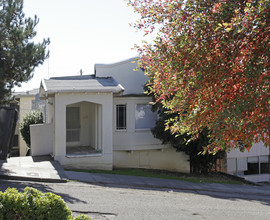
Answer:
top-left (129, 0), bottom-right (270, 153)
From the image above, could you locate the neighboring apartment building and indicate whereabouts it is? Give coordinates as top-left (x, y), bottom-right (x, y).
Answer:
top-left (226, 142), bottom-right (270, 183)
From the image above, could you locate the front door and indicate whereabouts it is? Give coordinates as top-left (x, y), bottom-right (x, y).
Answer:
top-left (66, 106), bottom-right (80, 146)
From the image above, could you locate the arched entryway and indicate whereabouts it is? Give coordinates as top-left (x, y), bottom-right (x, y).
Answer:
top-left (66, 101), bottom-right (102, 156)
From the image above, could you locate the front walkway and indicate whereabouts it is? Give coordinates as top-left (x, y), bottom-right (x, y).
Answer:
top-left (0, 156), bottom-right (67, 183)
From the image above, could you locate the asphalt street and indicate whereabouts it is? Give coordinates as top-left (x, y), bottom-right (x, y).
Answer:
top-left (1, 179), bottom-right (270, 220)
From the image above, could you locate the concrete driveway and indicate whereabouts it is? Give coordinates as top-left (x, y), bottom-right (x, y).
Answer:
top-left (0, 155), bottom-right (67, 182)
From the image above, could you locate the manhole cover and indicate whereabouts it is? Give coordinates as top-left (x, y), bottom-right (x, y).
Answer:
top-left (26, 172), bottom-right (40, 177)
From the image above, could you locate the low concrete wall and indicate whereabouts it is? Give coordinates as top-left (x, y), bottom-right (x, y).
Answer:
top-left (244, 174), bottom-right (270, 183)
top-left (113, 147), bottom-right (190, 173)
top-left (57, 153), bottom-right (113, 170)
top-left (30, 123), bottom-right (53, 156)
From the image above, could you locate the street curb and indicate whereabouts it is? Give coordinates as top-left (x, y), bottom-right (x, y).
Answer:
top-left (67, 178), bottom-right (270, 197)
top-left (0, 174), bottom-right (68, 183)
top-left (218, 172), bottom-right (260, 186)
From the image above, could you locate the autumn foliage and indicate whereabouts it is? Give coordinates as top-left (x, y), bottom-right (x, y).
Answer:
top-left (129, 0), bottom-right (270, 152)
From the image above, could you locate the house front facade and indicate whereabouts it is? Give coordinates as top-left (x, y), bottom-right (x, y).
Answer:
top-left (36, 58), bottom-right (190, 173)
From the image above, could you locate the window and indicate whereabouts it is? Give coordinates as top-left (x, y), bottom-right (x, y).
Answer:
top-left (260, 163), bottom-right (269, 174)
top-left (244, 157), bottom-right (259, 175)
top-left (245, 163), bottom-right (259, 175)
top-left (135, 104), bottom-right (157, 129)
top-left (260, 156), bottom-right (269, 174)
top-left (116, 104), bottom-right (126, 130)
top-left (244, 156), bottom-right (270, 175)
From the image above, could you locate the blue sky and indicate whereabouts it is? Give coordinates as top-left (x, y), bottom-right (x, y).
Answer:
top-left (16, 0), bottom-right (143, 91)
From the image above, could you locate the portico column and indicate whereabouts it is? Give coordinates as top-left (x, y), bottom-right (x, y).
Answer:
top-left (54, 94), bottom-right (66, 161)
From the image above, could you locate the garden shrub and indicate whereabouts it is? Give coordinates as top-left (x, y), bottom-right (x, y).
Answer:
top-left (19, 111), bottom-right (43, 147)
top-left (73, 214), bottom-right (92, 220)
top-left (0, 187), bottom-right (91, 220)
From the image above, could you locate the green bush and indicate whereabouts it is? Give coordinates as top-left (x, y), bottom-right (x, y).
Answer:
top-left (19, 111), bottom-right (43, 147)
top-left (73, 215), bottom-right (92, 220)
top-left (0, 187), bottom-right (91, 220)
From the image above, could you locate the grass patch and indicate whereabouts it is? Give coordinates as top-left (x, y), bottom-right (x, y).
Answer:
top-left (65, 168), bottom-right (246, 185)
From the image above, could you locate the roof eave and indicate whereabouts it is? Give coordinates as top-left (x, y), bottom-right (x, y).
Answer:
top-left (45, 88), bottom-right (124, 95)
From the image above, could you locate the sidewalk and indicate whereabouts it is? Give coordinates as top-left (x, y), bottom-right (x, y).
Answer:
top-left (1, 156), bottom-right (270, 197)
top-left (0, 156), bottom-right (67, 183)
top-left (65, 170), bottom-right (270, 197)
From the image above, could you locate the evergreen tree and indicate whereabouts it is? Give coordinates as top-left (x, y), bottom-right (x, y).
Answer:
top-left (0, 0), bottom-right (49, 104)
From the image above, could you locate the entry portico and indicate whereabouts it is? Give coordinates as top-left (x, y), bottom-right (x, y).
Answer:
top-left (39, 75), bottom-right (124, 169)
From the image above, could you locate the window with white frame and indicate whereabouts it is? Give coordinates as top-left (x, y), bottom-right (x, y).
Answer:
top-left (116, 104), bottom-right (126, 130)
top-left (135, 104), bottom-right (157, 129)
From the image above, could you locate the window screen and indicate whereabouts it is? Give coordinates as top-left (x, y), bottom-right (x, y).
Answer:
top-left (116, 104), bottom-right (126, 130)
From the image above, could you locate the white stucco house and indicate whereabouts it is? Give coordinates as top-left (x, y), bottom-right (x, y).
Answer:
top-left (33, 57), bottom-right (190, 172)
